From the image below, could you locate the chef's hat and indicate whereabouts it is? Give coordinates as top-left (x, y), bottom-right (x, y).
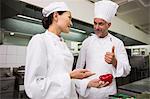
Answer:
top-left (94, 0), bottom-right (119, 22)
top-left (42, 2), bottom-right (70, 17)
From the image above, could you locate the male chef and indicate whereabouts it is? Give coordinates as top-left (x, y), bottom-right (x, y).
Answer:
top-left (75, 0), bottom-right (131, 99)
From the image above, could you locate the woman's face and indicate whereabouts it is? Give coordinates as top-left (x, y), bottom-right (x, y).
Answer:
top-left (57, 11), bottom-right (72, 33)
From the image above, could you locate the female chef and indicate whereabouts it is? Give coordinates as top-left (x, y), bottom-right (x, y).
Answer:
top-left (24, 2), bottom-right (105, 99)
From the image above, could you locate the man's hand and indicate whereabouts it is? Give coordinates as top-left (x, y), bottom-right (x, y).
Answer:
top-left (70, 69), bottom-right (95, 79)
top-left (87, 79), bottom-right (109, 88)
top-left (105, 46), bottom-right (117, 68)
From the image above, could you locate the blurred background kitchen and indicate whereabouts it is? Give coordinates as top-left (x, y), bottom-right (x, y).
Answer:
top-left (0, 0), bottom-right (150, 99)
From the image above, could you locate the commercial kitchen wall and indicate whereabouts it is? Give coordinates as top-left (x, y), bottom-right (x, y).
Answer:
top-left (126, 45), bottom-right (150, 56)
top-left (1, 0), bottom-right (150, 68)
top-left (0, 45), bottom-right (26, 68)
top-left (0, 41), bottom-right (80, 68)
top-left (1, 44), bottom-right (150, 68)
top-left (19, 0), bottom-right (149, 44)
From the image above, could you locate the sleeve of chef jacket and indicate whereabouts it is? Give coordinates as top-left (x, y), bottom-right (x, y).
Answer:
top-left (75, 39), bottom-right (91, 97)
top-left (76, 40), bottom-right (87, 69)
top-left (114, 41), bottom-right (131, 77)
top-left (24, 34), bottom-right (51, 99)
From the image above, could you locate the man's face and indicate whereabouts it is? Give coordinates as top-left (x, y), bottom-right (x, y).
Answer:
top-left (94, 18), bottom-right (111, 38)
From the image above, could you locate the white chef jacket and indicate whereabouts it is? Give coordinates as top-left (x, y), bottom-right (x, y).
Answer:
top-left (24, 30), bottom-right (78, 99)
top-left (75, 33), bottom-right (131, 99)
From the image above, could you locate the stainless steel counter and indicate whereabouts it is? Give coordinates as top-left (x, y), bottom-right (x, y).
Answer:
top-left (118, 77), bottom-right (150, 98)
top-left (118, 77), bottom-right (150, 93)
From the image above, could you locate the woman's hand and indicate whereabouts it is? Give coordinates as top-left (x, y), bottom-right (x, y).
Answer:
top-left (87, 79), bottom-right (109, 88)
top-left (70, 69), bottom-right (95, 79)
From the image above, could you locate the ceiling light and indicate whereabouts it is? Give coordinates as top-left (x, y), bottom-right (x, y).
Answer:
top-left (9, 32), bottom-right (15, 36)
top-left (17, 15), bottom-right (42, 22)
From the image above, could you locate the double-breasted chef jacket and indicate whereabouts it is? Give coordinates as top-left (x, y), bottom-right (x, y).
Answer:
top-left (24, 30), bottom-right (78, 99)
top-left (75, 33), bottom-right (131, 99)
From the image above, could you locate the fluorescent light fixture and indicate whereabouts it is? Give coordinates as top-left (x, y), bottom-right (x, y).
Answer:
top-left (8, 31), bottom-right (33, 37)
top-left (70, 28), bottom-right (86, 34)
top-left (9, 32), bottom-right (15, 36)
top-left (17, 15), bottom-right (86, 34)
top-left (17, 15), bottom-right (42, 22)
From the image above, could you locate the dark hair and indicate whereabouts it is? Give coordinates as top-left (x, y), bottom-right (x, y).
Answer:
top-left (42, 11), bottom-right (66, 29)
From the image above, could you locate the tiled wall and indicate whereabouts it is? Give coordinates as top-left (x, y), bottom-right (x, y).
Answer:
top-left (0, 41), bottom-right (80, 68)
top-left (0, 45), bottom-right (26, 68)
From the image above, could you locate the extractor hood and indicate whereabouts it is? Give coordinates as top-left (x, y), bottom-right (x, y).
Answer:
top-left (0, 0), bottom-right (147, 46)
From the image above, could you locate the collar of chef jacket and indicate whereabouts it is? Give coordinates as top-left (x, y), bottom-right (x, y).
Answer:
top-left (45, 30), bottom-right (64, 42)
top-left (93, 33), bottom-right (112, 41)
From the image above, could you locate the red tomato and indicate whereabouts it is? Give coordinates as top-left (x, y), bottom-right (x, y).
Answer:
top-left (99, 74), bottom-right (113, 83)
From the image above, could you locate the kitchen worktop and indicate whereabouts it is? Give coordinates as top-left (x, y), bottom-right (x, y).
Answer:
top-left (117, 77), bottom-right (150, 99)
top-left (118, 77), bottom-right (150, 93)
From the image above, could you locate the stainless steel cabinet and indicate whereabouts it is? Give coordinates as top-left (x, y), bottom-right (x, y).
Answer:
top-left (0, 76), bottom-right (15, 99)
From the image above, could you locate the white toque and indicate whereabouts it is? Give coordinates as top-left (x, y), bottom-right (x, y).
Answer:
top-left (94, 0), bottom-right (119, 22)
